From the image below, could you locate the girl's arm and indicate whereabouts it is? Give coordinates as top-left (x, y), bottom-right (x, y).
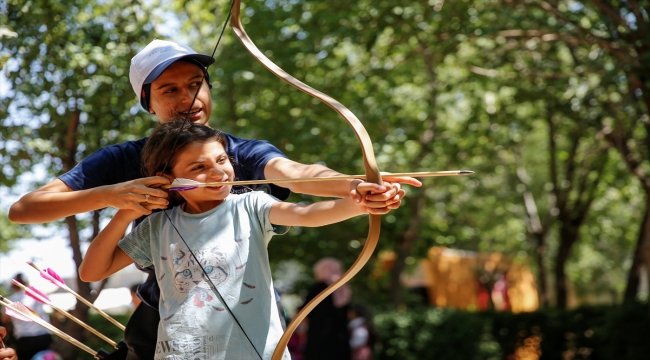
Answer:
top-left (269, 196), bottom-right (368, 227)
top-left (264, 158), bottom-right (415, 213)
top-left (78, 210), bottom-right (140, 282)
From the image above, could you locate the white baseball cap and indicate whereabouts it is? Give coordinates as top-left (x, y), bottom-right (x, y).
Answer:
top-left (129, 39), bottom-right (215, 107)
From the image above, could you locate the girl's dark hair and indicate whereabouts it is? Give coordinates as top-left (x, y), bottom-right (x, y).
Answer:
top-left (142, 120), bottom-right (226, 178)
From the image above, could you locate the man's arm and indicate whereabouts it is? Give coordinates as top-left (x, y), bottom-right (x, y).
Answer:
top-left (8, 177), bottom-right (170, 224)
top-left (264, 157), bottom-right (420, 212)
top-left (264, 158), bottom-right (353, 197)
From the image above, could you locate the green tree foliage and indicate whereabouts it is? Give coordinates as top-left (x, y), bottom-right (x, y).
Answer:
top-left (468, 0), bottom-right (650, 307)
top-left (1, 0), bottom-right (155, 357)
top-left (374, 302), bottom-right (650, 360)
top-left (160, 0), bottom-right (648, 308)
top-left (2, 1), bottom-right (646, 340)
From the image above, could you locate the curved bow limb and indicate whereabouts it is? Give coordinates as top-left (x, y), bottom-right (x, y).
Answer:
top-left (230, 1), bottom-right (382, 359)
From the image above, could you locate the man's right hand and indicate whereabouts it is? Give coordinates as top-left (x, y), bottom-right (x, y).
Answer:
top-left (104, 176), bottom-right (170, 213)
top-left (9, 176), bottom-right (172, 224)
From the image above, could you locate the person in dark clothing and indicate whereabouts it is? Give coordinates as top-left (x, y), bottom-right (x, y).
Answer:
top-left (301, 258), bottom-right (352, 360)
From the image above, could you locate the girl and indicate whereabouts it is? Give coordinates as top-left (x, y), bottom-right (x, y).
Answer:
top-left (79, 120), bottom-right (372, 360)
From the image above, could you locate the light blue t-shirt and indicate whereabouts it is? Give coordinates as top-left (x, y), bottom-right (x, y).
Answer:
top-left (118, 192), bottom-right (291, 360)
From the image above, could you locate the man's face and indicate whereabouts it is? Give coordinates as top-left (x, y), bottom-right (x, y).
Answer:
top-left (148, 61), bottom-right (213, 125)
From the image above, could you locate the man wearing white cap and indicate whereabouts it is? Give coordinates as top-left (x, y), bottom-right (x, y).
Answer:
top-left (9, 39), bottom-right (421, 359)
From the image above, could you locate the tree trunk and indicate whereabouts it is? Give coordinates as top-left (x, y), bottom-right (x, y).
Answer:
top-left (56, 216), bottom-right (94, 359)
top-left (389, 194), bottom-right (425, 306)
top-left (387, 37), bottom-right (438, 307)
top-left (624, 192), bottom-right (650, 302)
top-left (532, 232), bottom-right (549, 307)
top-left (54, 108), bottom-right (95, 360)
top-left (554, 225), bottom-right (579, 309)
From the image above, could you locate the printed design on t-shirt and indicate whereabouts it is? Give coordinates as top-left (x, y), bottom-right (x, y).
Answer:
top-left (171, 245), bottom-right (229, 294)
top-left (159, 256), bottom-right (168, 280)
top-left (240, 282), bottom-right (255, 305)
top-left (154, 333), bottom-right (252, 360)
top-left (192, 288), bottom-right (214, 308)
top-left (231, 182), bottom-right (271, 196)
top-left (230, 176), bottom-right (253, 196)
top-left (163, 245), bottom-right (231, 321)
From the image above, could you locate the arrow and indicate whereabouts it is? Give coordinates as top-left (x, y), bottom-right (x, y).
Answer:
top-left (12, 279), bottom-right (119, 348)
top-left (163, 170), bottom-right (475, 190)
top-left (26, 262), bottom-right (126, 331)
top-left (0, 296), bottom-right (100, 357)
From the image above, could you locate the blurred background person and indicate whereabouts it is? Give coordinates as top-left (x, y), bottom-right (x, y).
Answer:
top-left (1, 274), bottom-right (53, 360)
top-left (348, 303), bottom-right (376, 360)
top-left (287, 321), bottom-right (306, 360)
top-left (301, 258), bottom-right (352, 360)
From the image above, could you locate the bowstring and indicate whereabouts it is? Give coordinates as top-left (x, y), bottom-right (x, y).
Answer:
top-left (155, 1), bottom-right (263, 359)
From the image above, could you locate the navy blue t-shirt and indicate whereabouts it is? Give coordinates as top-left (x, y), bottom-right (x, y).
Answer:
top-left (59, 133), bottom-right (290, 200)
top-left (59, 133), bottom-right (290, 308)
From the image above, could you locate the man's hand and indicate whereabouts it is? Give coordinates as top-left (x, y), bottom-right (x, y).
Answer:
top-left (104, 176), bottom-right (170, 213)
top-left (350, 175), bottom-right (421, 214)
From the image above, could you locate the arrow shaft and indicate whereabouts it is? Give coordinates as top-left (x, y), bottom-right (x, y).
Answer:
top-left (0, 297), bottom-right (98, 356)
top-left (55, 279), bottom-right (127, 332)
top-left (27, 263), bottom-right (126, 331)
top-left (163, 170), bottom-right (473, 189)
top-left (52, 302), bottom-right (119, 348)
top-left (12, 281), bottom-right (118, 347)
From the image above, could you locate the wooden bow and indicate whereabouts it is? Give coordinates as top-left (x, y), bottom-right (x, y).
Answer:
top-left (230, 2), bottom-right (383, 359)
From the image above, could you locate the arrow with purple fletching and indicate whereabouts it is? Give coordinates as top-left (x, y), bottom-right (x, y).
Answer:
top-left (27, 261), bottom-right (126, 331)
top-left (162, 170), bottom-right (475, 191)
top-left (0, 296), bottom-right (100, 357)
top-left (12, 279), bottom-right (118, 348)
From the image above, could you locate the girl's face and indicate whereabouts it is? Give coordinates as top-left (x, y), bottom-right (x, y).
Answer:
top-left (148, 61), bottom-right (212, 125)
top-left (171, 139), bottom-right (234, 213)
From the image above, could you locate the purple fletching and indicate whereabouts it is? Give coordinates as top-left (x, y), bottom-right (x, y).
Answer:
top-left (168, 185), bottom-right (199, 191)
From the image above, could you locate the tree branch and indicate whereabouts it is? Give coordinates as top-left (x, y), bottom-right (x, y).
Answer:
top-left (590, 0), bottom-right (633, 30)
top-left (602, 124), bottom-right (650, 188)
top-left (533, 0), bottom-right (634, 63)
top-left (559, 126), bottom-right (581, 211)
top-left (548, 114), bottom-right (563, 209)
top-left (627, 0), bottom-right (646, 37)
top-left (497, 29), bottom-right (581, 45)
